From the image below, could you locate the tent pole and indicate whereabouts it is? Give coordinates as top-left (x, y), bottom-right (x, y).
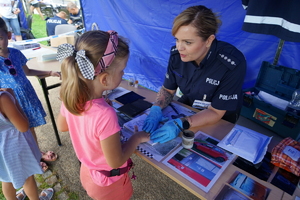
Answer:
top-left (273, 39), bottom-right (285, 65)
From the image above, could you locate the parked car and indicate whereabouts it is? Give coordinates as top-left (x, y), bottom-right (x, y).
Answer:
top-left (193, 140), bottom-right (228, 162)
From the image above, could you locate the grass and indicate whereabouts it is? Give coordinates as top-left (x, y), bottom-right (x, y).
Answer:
top-left (0, 184), bottom-right (4, 200)
top-left (31, 14), bottom-right (48, 46)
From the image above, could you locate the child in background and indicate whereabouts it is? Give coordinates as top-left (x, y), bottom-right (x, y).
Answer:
top-left (0, 88), bottom-right (54, 200)
top-left (0, 17), bottom-right (59, 170)
top-left (56, 30), bottom-right (150, 200)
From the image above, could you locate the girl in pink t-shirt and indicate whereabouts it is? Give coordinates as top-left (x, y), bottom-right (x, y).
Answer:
top-left (56, 30), bottom-right (150, 200)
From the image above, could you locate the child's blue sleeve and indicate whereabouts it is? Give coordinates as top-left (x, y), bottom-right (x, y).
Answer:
top-left (19, 50), bottom-right (28, 66)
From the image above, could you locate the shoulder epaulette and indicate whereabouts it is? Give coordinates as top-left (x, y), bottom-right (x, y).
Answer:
top-left (170, 46), bottom-right (179, 55)
top-left (217, 52), bottom-right (240, 70)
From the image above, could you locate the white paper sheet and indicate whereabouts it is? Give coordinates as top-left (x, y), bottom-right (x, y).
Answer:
top-left (218, 124), bottom-right (272, 164)
top-left (258, 91), bottom-right (289, 110)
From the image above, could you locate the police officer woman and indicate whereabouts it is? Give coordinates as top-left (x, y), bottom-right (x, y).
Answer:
top-left (143, 5), bottom-right (247, 144)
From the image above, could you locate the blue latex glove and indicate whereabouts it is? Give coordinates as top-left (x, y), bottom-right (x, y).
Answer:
top-left (150, 118), bottom-right (182, 143)
top-left (142, 106), bottom-right (163, 133)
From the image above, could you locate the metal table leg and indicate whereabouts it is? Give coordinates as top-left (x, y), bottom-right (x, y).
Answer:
top-left (39, 78), bottom-right (62, 146)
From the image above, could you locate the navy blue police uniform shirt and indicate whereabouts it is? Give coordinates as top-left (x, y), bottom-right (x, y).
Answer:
top-left (70, 10), bottom-right (83, 24)
top-left (163, 39), bottom-right (247, 123)
top-left (46, 15), bottom-right (68, 36)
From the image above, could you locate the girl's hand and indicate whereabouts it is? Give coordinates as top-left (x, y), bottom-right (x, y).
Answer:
top-left (50, 71), bottom-right (61, 78)
top-left (134, 125), bottom-right (150, 143)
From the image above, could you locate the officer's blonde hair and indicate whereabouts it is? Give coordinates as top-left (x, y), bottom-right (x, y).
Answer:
top-left (172, 5), bottom-right (221, 41)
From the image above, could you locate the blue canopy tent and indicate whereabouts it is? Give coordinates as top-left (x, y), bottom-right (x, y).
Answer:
top-left (76, 0), bottom-right (300, 91)
top-left (18, 2), bottom-right (28, 29)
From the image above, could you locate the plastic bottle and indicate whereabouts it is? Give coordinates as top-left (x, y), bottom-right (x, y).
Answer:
top-left (286, 89), bottom-right (300, 115)
top-left (11, 0), bottom-right (19, 13)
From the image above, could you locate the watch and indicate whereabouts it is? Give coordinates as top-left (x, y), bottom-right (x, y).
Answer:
top-left (182, 118), bottom-right (190, 130)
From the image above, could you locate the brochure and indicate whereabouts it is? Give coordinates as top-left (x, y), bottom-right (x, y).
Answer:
top-left (215, 184), bottom-right (251, 200)
top-left (162, 131), bottom-right (235, 192)
top-left (224, 171), bottom-right (271, 200)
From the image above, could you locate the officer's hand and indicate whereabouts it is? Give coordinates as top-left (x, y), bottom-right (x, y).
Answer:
top-left (150, 118), bottom-right (182, 143)
top-left (142, 106), bottom-right (163, 133)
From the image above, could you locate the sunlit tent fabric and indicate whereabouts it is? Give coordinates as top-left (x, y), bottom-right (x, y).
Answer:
top-left (78, 1), bottom-right (300, 91)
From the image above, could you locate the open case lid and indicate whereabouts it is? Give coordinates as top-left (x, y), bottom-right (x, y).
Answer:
top-left (255, 61), bottom-right (300, 101)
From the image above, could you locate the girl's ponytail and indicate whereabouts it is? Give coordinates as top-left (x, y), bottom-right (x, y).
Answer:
top-left (60, 56), bottom-right (91, 115)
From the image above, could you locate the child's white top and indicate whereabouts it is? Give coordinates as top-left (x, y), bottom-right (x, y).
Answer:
top-left (0, 91), bottom-right (43, 189)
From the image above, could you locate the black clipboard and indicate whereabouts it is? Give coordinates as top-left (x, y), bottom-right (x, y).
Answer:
top-left (117, 99), bottom-right (152, 118)
top-left (115, 91), bottom-right (145, 105)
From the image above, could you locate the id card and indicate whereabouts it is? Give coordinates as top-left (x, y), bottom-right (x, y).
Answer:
top-left (283, 146), bottom-right (300, 161)
top-left (192, 100), bottom-right (211, 110)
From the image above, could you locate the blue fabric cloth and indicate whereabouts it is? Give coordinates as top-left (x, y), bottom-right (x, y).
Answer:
top-left (242, 0), bottom-right (300, 43)
top-left (0, 48), bottom-right (46, 127)
top-left (46, 15), bottom-right (68, 36)
top-left (0, 91), bottom-right (43, 189)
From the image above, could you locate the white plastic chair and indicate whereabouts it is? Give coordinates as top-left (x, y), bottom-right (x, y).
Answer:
top-left (54, 24), bottom-right (78, 39)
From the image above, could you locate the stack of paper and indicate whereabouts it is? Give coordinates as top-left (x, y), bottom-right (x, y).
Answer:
top-left (217, 125), bottom-right (272, 164)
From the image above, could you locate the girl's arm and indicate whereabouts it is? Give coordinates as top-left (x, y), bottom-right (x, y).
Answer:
top-left (0, 88), bottom-right (27, 119)
top-left (22, 64), bottom-right (61, 78)
top-left (57, 113), bottom-right (69, 132)
top-left (0, 91), bottom-right (29, 132)
top-left (101, 128), bottom-right (150, 169)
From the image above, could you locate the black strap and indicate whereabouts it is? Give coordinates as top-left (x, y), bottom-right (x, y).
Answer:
top-left (98, 158), bottom-right (133, 177)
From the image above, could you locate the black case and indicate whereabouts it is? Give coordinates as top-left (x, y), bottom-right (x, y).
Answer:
top-left (241, 61), bottom-right (300, 140)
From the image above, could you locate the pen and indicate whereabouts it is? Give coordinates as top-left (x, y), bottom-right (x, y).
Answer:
top-left (169, 103), bottom-right (180, 115)
top-left (174, 120), bottom-right (185, 133)
top-left (172, 70), bottom-right (183, 78)
top-left (32, 47), bottom-right (41, 50)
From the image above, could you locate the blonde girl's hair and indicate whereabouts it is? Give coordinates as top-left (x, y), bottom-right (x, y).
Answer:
top-left (172, 5), bottom-right (221, 41)
top-left (59, 30), bottom-right (129, 115)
